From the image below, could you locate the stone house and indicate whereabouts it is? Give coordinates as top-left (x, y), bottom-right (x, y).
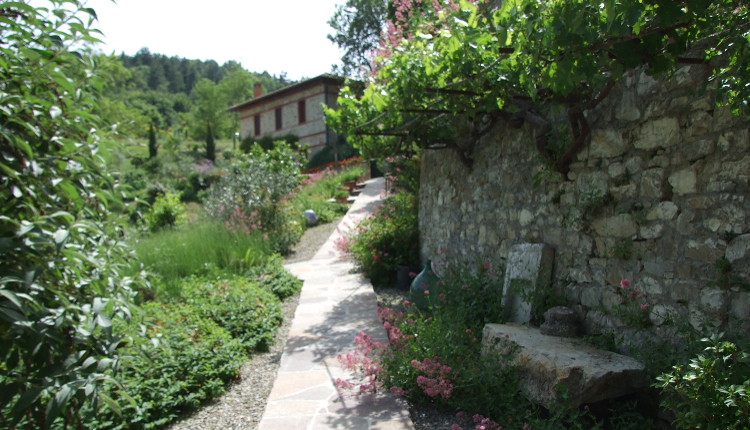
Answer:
top-left (229, 74), bottom-right (344, 155)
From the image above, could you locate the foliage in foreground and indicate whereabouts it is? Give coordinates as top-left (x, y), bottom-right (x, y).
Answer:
top-left (656, 335), bottom-right (750, 430)
top-left (81, 269), bottom-right (293, 429)
top-left (0, 2), bottom-right (149, 427)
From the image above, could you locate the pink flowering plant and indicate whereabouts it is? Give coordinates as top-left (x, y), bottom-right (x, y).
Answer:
top-left (337, 260), bottom-right (527, 423)
top-left (614, 278), bottom-right (652, 328)
top-left (335, 259), bottom-right (650, 428)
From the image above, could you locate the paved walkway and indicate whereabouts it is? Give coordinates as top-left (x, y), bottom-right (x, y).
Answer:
top-left (259, 177), bottom-right (415, 430)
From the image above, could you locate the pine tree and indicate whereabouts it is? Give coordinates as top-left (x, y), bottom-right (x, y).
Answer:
top-left (148, 123), bottom-right (158, 159)
top-left (205, 123), bottom-right (215, 162)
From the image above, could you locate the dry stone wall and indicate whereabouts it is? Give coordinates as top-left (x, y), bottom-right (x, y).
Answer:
top-left (419, 63), bottom-right (750, 346)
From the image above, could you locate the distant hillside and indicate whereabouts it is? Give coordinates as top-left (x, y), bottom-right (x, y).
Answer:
top-left (102, 48), bottom-right (290, 140)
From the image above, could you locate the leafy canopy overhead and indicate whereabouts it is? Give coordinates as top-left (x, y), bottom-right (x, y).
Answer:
top-left (327, 0), bottom-right (750, 169)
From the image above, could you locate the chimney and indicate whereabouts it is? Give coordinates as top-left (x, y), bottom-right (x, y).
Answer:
top-left (254, 83), bottom-right (262, 98)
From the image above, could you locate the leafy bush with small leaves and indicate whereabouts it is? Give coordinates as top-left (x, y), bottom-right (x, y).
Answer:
top-left (0, 2), bottom-right (147, 427)
top-left (144, 191), bottom-right (186, 231)
top-left (348, 192), bottom-right (420, 285)
top-left (177, 276), bottom-right (283, 352)
top-left (204, 142), bottom-right (304, 253)
top-left (656, 335), bottom-right (750, 430)
top-left (245, 255), bottom-right (303, 300)
top-left (85, 302), bottom-right (247, 429)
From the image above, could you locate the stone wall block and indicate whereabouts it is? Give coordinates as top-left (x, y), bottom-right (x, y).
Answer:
top-left (608, 162), bottom-right (627, 180)
top-left (640, 223), bottom-right (665, 240)
top-left (668, 168), bottom-right (698, 196)
top-left (583, 310), bottom-right (618, 333)
top-left (644, 260), bottom-right (674, 277)
top-left (637, 70), bottom-right (658, 96)
top-left (701, 288), bottom-right (730, 313)
top-left (610, 183), bottom-right (638, 200)
top-left (729, 292), bottom-right (750, 334)
top-left (634, 117), bottom-right (680, 150)
top-left (650, 304), bottom-right (675, 326)
top-left (601, 289), bottom-right (623, 309)
top-left (581, 286), bottom-right (603, 308)
top-left (726, 234), bottom-right (750, 263)
top-left (593, 214), bottom-right (638, 238)
top-left (669, 281), bottom-right (699, 304)
top-left (590, 129), bottom-right (630, 159)
top-left (647, 201), bottom-right (679, 221)
top-left (616, 91), bottom-right (641, 121)
top-left (640, 168), bottom-right (667, 199)
top-left (717, 129), bottom-right (750, 153)
top-left (688, 111), bottom-right (713, 137)
top-left (684, 139), bottom-right (715, 162)
top-left (625, 156), bottom-right (644, 175)
top-left (685, 239), bottom-right (724, 261)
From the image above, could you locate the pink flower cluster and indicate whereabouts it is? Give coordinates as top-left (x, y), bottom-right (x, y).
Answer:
top-left (411, 356), bottom-right (454, 399)
top-left (451, 413), bottom-right (503, 430)
top-left (336, 331), bottom-right (387, 395)
top-left (619, 278), bottom-right (649, 310)
top-left (225, 207), bottom-right (263, 235)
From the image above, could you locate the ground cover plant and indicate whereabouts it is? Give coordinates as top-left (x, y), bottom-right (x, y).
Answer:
top-left (347, 191), bottom-right (420, 286)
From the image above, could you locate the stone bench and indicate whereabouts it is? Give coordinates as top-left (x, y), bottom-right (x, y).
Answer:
top-left (481, 323), bottom-right (647, 409)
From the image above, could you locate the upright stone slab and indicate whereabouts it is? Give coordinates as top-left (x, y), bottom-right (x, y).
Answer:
top-left (502, 243), bottom-right (555, 324)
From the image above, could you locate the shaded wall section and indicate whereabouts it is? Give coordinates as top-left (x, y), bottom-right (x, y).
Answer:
top-left (419, 64), bottom-right (750, 345)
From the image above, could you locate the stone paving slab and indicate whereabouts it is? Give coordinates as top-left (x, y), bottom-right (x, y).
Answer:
top-left (259, 178), bottom-right (415, 430)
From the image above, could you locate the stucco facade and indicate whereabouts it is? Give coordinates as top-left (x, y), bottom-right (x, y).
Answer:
top-left (229, 74), bottom-right (343, 153)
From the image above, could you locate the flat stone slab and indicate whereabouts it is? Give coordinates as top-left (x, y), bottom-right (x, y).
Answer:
top-left (482, 323), bottom-right (647, 408)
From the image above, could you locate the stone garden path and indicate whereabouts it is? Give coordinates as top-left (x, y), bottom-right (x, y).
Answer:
top-left (258, 177), bottom-right (415, 430)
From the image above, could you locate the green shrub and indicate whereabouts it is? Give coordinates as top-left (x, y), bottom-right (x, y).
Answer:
top-left (0, 3), bottom-right (146, 426)
top-left (245, 255), bottom-right (304, 300)
top-left (348, 192), bottom-right (420, 285)
top-left (87, 302), bottom-right (246, 429)
top-left (178, 276), bottom-right (283, 352)
top-left (144, 191), bottom-right (186, 231)
top-left (204, 142), bottom-right (304, 254)
top-left (656, 335), bottom-right (750, 429)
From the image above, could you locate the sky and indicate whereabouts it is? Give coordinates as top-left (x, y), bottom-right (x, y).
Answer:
top-left (85, 0), bottom-right (346, 81)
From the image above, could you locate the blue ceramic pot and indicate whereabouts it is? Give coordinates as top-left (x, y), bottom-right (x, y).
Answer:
top-left (409, 259), bottom-right (439, 309)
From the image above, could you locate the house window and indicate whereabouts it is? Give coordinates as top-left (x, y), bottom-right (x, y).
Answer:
top-left (254, 115), bottom-right (260, 136)
top-left (275, 108), bottom-right (282, 130)
top-left (298, 100), bottom-right (306, 124)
